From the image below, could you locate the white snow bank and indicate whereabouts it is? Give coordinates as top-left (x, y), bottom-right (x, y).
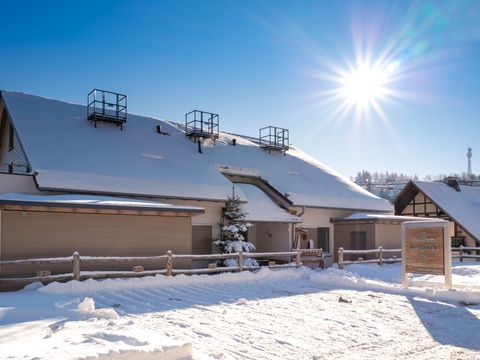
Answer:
top-left (310, 264), bottom-right (480, 305)
top-left (2, 262), bottom-right (480, 359)
top-left (39, 263), bottom-right (480, 305)
top-left (83, 343), bottom-right (193, 360)
top-left (40, 267), bottom-right (302, 295)
top-left (77, 297), bottom-right (120, 320)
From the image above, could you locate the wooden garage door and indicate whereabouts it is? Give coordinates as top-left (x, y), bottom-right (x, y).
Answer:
top-left (192, 225), bottom-right (212, 255)
top-left (1, 210), bottom-right (192, 277)
top-left (1, 210), bottom-right (191, 258)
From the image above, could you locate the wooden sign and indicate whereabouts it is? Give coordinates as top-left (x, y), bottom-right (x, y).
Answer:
top-left (402, 221), bottom-right (452, 289)
top-left (405, 227), bottom-right (445, 275)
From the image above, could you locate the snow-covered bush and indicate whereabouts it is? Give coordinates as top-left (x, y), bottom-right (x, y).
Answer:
top-left (214, 191), bottom-right (258, 267)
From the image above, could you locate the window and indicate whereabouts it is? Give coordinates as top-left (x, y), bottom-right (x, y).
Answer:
top-left (318, 227), bottom-right (330, 252)
top-left (8, 123), bottom-right (14, 151)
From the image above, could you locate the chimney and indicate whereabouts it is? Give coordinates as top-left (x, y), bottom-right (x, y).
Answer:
top-left (445, 177), bottom-right (461, 192)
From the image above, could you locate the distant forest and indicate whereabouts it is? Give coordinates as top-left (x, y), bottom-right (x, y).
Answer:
top-left (351, 170), bottom-right (480, 201)
top-left (352, 170), bottom-right (480, 183)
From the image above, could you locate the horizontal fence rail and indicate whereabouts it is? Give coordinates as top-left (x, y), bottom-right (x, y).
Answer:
top-left (0, 250), bottom-right (302, 285)
top-left (339, 246), bottom-right (480, 269)
top-left (338, 247), bottom-right (402, 270)
top-left (451, 246), bottom-right (480, 262)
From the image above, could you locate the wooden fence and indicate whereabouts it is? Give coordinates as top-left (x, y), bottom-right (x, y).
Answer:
top-left (0, 250), bottom-right (302, 285)
top-left (451, 246), bottom-right (480, 262)
top-left (337, 247), bottom-right (402, 270)
top-left (338, 245), bottom-right (480, 269)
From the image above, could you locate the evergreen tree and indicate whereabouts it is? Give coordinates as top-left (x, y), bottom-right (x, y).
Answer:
top-left (213, 190), bottom-right (258, 267)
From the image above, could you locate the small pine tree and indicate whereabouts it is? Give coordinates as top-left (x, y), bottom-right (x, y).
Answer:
top-left (213, 190), bottom-right (258, 267)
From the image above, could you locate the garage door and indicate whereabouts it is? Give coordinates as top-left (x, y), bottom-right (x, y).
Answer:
top-left (1, 210), bottom-right (192, 276)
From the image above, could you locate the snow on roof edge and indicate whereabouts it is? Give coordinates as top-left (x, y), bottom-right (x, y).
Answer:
top-left (0, 193), bottom-right (205, 213)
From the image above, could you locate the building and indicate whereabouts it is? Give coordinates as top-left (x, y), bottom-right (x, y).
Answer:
top-left (330, 213), bottom-right (431, 261)
top-left (0, 193), bottom-right (203, 282)
top-left (394, 179), bottom-right (480, 247)
top-left (0, 90), bottom-right (393, 277)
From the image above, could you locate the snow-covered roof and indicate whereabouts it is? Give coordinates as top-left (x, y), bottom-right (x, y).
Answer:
top-left (1, 91), bottom-right (392, 212)
top-left (331, 212), bottom-right (439, 223)
top-left (0, 193), bottom-right (204, 213)
top-left (410, 180), bottom-right (480, 241)
top-left (234, 183), bottom-right (302, 223)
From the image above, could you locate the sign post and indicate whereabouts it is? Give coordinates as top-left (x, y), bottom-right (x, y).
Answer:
top-left (401, 220), bottom-right (452, 289)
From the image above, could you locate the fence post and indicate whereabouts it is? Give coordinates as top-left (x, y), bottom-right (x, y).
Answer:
top-left (378, 246), bottom-right (383, 266)
top-left (459, 245), bottom-right (464, 263)
top-left (238, 251), bottom-right (244, 272)
top-left (295, 250), bottom-right (301, 268)
top-left (166, 250), bottom-right (173, 276)
top-left (73, 251), bottom-right (80, 281)
top-left (338, 247), bottom-right (344, 270)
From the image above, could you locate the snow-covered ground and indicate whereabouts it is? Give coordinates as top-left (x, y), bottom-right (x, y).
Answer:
top-left (1, 263), bottom-right (480, 359)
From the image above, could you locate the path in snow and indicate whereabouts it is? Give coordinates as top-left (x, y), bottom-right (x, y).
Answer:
top-left (1, 263), bottom-right (480, 359)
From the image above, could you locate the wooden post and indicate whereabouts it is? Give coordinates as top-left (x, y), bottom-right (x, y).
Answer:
top-left (295, 250), bottom-right (301, 268)
top-left (166, 250), bottom-right (173, 276)
top-left (443, 224), bottom-right (452, 289)
top-left (338, 247), bottom-right (344, 270)
top-left (238, 251), bottom-right (244, 272)
top-left (459, 245), bottom-right (464, 263)
top-left (378, 246), bottom-right (383, 266)
top-left (73, 251), bottom-right (80, 281)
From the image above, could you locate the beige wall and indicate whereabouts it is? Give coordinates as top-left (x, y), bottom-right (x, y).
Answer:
top-left (247, 225), bottom-right (257, 247)
top-left (333, 223), bottom-right (376, 261)
top-left (374, 223), bottom-right (401, 249)
top-left (253, 222), bottom-right (291, 253)
top-left (156, 198), bottom-right (223, 241)
top-left (0, 174), bottom-right (39, 194)
top-left (0, 210), bottom-right (192, 277)
top-left (300, 207), bottom-right (365, 254)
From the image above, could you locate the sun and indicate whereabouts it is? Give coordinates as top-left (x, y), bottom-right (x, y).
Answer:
top-left (313, 57), bottom-right (399, 122)
top-left (340, 63), bottom-right (388, 109)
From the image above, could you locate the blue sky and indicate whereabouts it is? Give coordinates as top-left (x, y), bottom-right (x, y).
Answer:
top-left (1, 0), bottom-right (479, 178)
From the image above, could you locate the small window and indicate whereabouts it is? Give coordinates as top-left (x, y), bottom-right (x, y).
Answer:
top-left (8, 123), bottom-right (14, 151)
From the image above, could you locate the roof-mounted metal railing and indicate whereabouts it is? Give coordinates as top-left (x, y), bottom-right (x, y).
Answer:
top-left (259, 126), bottom-right (289, 153)
top-left (185, 110), bottom-right (219, 139)
top-left (87, 89), bottom-right (127, 130)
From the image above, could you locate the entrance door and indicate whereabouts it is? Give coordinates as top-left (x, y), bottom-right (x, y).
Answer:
top-left (192, 225), bottom-right (212, 269)
top-left (350, 231), bottom-right (367, 260)
top-left (318, 227), bottom-right (330, 253)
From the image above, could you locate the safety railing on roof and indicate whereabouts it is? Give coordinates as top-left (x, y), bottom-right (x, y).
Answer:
top-left (87, 89), bottom-right (127, 130)
top-left (185, 110), bottom-right (219, 138)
